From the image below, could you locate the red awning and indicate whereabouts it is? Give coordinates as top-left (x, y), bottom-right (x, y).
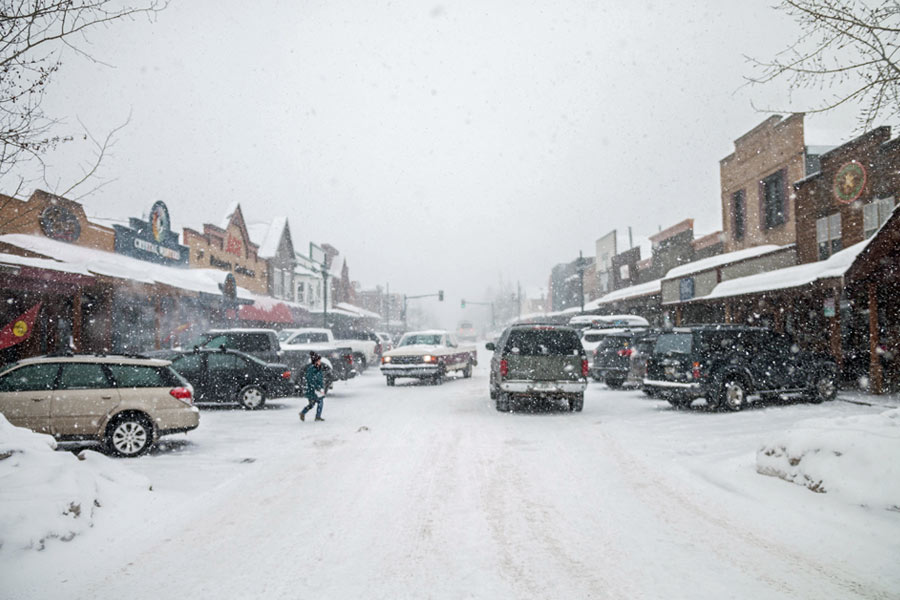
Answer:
top-left (238, 301), bottom-right (294, 324)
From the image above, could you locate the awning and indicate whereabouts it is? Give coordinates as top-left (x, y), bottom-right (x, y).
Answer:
top-left (238, 301), bottom-right (294, 323)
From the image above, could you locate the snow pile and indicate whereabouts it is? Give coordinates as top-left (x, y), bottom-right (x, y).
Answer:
top-left (756, 408), bottom-right (900, 510)
top-left (0, 414), bottom-right (152, 552)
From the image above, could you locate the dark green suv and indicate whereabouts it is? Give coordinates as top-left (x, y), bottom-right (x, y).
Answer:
top-left (486, 324), bottom-right (588, 412)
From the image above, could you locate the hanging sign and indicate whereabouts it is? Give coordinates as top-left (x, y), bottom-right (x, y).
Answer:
top-left (834, 161), bottom-right (867, 205)
top-left (0, 302), bottom-right (42, 350)
top-left (113, 201), bottom-right (188, 266)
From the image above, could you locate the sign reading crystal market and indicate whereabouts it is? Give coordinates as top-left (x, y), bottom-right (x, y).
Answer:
top-left (113, 201), bottom-right (188, 266)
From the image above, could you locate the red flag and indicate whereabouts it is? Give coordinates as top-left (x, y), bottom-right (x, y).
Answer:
top-left (0, 302), bottom-right (42, 350)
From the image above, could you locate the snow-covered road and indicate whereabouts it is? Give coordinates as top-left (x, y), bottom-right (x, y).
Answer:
top-left (4, 357), bottom-right (899, 599)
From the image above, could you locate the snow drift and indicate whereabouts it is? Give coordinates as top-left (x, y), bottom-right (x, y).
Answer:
top-left (757, 408), bottom-right (900, 511)
top-left (0, 414), bottom-right (152, 552)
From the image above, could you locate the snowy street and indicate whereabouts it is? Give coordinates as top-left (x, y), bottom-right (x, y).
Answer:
top-left (3, 355), bottom-right (899, 599)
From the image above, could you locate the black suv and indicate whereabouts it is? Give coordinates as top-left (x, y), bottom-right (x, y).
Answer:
top-left (590, 329), bottom-right (652, 388)
top-left (643, 325), bottom-right (838, 410)
top-left (486, 324), bottom-right (588, 412)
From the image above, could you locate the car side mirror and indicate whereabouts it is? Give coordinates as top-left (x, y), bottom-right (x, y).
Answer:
top-left (485, 342), bottom-right (495, 351)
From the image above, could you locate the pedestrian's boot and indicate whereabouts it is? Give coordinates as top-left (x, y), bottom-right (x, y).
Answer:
top-left (315, 417), bottom-right (325, 422)
top-left (299, 412), bottom-right (305, 421)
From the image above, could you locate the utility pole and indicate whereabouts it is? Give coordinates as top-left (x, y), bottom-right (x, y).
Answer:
top-left (517, 280), bottom-right (522, 319)
top-left (576, 250), bottom-right (586, 314)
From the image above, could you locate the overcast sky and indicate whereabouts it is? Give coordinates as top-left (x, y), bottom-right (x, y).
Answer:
top-left (6, 0), bottom-right (870, 322)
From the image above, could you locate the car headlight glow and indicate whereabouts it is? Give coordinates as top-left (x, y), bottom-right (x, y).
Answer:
top-left (424, 355), bottom-right (433, 362)
top-left (382, 356), bottom-right (391, 363)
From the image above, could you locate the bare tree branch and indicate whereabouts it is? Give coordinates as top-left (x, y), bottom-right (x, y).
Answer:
top-left (0, 0), bottom-right (166, 183)
top-left (746, 0), bottom-right (900, 131)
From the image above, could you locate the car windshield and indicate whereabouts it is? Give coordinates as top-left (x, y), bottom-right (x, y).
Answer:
top-left (399, 334), bottom-right (442, 346)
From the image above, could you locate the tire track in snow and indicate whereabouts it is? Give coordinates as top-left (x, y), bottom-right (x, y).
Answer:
top-left (476, 431), bottom-right (631, 599)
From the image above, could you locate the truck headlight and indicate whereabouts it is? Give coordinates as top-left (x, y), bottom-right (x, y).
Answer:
top-left (382, 356), bottom-right (391, 364)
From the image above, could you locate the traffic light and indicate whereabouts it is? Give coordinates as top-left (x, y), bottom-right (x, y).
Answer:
top-left (438, 290), bottom-right (444, 301)
top-left (461, 299), bottom-right (466, 309)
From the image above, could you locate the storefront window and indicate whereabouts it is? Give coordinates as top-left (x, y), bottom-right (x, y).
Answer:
top-left (816, 212), bottom-right (842, 260)
top-left (863, 197), bottom-right (895, 238)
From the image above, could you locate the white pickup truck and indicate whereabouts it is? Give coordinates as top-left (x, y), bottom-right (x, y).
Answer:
top-left (380, 330), bottom-right (477, 386)
top-left (279, 327), bottom-right (379, 370)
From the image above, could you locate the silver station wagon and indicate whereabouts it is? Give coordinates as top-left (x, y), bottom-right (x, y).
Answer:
top-left (0, 354), bottom-right (200, 457)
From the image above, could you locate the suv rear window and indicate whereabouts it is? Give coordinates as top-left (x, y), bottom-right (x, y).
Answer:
top-left (654, 332), bottom-right (692, 355)
top-left (596, 335), bottom-right (631, 351)
top-left (504, 329), bottom-right (582, 356)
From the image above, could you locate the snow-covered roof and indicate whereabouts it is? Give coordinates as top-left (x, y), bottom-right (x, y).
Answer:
top-left (0, 252), bottom-right (92, 276)
top-left (585, 278), bottom-right (663, 308)
top-left (0, 234), bottom-right (254, 300)
top-left (664, 244), bottom-right (789, 280)
top-left (220, 202), bottom-right (239, 230)
top-left (335, 302), bottom-right (381, 319)
top-left (704, 239), bottom-right (871, 300)
top-left (246, 217), bottom-right (287, 259)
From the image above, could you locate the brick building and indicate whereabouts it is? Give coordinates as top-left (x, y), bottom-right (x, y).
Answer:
top-left (720, 114), bottom-right (830, 252)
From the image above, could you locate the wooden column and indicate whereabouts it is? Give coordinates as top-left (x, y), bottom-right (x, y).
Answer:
top-left (675, 305), bottom-right (682, 326)
top-left (154, 294), bottom-right (162, 350)
top-left (774, 301), bottom-right (785, 333)
top-left (724, 301), bottom-right (733, 324)
top-left (71, 289), bottom-right (82, 352)
top-left (828, 290), bottom-right (843, 371)
top-left (869, 283), bottom-right (883, 394)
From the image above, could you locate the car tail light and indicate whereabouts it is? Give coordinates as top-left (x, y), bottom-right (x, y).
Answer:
top-left (582, 359), bottom-right (589, 377)
top-left (346, 354), bottom-right (353, 365)
top-left (375, 343), bottom-right (382, 355)
top-left (170, 387), bottom-right (192, 404)
top-left (617, 348), bottom-right (633, 357)
top-left (692, 361), bottom-right (701, 379)
top-left (282, 370), bottom-right (292, 379)
top-left (500, 359), bottom-right (509, 377)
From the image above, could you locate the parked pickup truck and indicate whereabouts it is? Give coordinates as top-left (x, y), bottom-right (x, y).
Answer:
top-left (280, 327), bottom-right (379, 371)
top-left (380, 330), bottom-right (477, 386)
top-left (277, 328), bottom-right (356, 384)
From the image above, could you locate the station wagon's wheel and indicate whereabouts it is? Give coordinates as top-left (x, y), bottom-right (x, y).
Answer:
top-left (496, 392), bottom-right (511, 412)
top-left (238, 385), bottom-right (266, 410)
top-left (720, 378), bottom-right (747, 411)
top-left (605, 377), bottom-right (624, 389)
top-left (105, 413), bottom-right (153, 457)
top-left (808, 369), bottom-right (837, 403)
top-left (386, 376), bottom-right (395, 386)
top-left (489, 384), bottom-right (498, 400)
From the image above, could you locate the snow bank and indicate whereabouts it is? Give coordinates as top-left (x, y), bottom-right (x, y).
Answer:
top-left (0, 414), bottom-right (152, 552)
top-left (756, 408), bottom-right (900, 511)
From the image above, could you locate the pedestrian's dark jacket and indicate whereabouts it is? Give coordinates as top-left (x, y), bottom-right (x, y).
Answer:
top-left (305, 363), bottom-right (325, 400)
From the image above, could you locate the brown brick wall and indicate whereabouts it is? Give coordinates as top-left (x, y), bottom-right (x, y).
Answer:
top-left (0, 189), bottom-right (115, 251)
top-left (795, 127), bottom-right (897, 264)
top-left (720, 114), bottom-right (807, 252)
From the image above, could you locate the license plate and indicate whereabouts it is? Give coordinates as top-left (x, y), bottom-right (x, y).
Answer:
top-left (532, 383), bottom-right (557, 391)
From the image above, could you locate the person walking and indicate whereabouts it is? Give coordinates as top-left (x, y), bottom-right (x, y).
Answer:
top-left (300, 352), bottom-right (326, 422)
